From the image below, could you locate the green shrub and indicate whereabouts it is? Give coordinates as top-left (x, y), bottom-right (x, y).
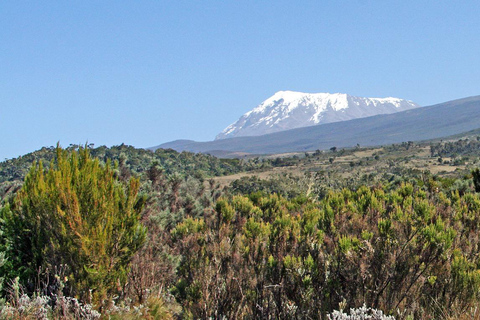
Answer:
top-left (1, 146), bottom-right (146, 305)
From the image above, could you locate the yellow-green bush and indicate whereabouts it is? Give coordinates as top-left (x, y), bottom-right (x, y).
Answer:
top-left (1, 146), bottom-right (146, 305)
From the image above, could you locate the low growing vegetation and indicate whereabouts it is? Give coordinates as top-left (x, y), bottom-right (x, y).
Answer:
top-left (2, 139), bottom-right (480, 318)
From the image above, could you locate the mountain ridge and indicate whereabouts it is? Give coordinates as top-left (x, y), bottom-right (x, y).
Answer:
top-left (216, 91), bottom-right (420, 139)
top-left (153, 95), bottom-right (480, 156)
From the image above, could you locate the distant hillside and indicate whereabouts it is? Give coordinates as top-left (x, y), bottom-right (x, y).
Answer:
top-left (154, 95), bottom-right (480, 155)
top-left (0, 144), bottom-right (250, 184)
top-left (216, 90), bottom-right (419, 139)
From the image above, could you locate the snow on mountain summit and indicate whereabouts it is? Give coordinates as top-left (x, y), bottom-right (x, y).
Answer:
top-left (216, 91), bottom-right (420, 140)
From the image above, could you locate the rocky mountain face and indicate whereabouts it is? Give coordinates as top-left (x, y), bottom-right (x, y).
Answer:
top-left (216, 91), bottom-right (420, 139)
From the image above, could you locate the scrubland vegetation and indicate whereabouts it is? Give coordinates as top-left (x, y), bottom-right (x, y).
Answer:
top-left (2, 137), bottom-right (480, 319)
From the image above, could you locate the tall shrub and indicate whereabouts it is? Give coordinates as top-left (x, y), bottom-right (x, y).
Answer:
top-left (2, 146), bottom-right (146, 304)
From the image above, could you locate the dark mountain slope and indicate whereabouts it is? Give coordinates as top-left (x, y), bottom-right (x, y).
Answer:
top-left (154, 96), bottom-right (480, 155)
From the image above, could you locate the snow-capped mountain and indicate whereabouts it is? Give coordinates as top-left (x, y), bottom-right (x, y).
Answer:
top-left (216, 91), bottom-right (420, 139)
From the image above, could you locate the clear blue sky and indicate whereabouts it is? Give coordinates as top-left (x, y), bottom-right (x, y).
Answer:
top-left (2, 1), bottom-right (480, 160)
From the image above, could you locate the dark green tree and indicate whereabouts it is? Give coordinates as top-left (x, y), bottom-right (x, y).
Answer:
top-left (472, 168), bottom-right (480, 192)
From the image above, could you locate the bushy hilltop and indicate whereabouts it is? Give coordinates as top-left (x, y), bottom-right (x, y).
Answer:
top-left (0, 144), bottom-right (252, 184)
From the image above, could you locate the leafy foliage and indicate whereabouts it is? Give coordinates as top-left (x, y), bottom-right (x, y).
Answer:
top-left (172, 183), bottom-right (480, 318)
top-left (1, 146), bottom-right (146, 305)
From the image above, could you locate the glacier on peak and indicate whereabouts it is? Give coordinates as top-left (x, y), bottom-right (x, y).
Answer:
top-left (216, 91), bottom-right (420, 140)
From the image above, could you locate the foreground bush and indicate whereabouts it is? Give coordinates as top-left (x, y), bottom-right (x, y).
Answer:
top-left (0, 146), bottom-right (146, 305)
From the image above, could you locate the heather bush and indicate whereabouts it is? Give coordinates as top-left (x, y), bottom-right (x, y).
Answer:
top-left (0, 146), bottom-right (146, 305)
top-left (172, 183), bottom-right (480, 318)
